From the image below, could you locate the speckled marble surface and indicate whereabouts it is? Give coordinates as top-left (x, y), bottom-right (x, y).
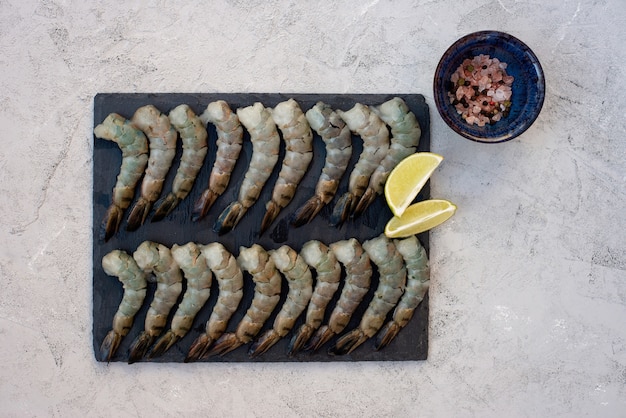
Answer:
top-left (1, 1), bottom-right (625, 416)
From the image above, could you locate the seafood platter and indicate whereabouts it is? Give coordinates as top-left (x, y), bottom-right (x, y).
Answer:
top-left (93, 93), bottom-right (430, 363)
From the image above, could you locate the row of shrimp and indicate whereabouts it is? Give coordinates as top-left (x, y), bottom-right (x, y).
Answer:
top-left (98, 234), bottom-right (429, 362)
top-left (94, 97), bottom-right (422, 241)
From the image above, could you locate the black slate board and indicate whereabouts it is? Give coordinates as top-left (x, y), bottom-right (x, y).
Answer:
top-left (93, 93), bottom-right (430, 363)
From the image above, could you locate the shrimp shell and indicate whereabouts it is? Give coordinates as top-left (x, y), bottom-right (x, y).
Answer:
top-left (291, 102), bottom-right (353, 227)
top-left (306, 238), bottom-right (372, 351)
top-left (329, 234), bottom-right (406, 355)
top-left (99, 250), bottom-right (148, 362)
top-left (375, 235), bottom-right (429, 350)
top-left (353, 97), bottom-right (422, 217)
top-left (192, 100), bottom-right (244, 221)
top-left (127, 241), bottom-right (183, 363)
top-left (259, 99), bottom-right (314, 235)
top-left (152, 104), bottom-right (208, 222)
top-left (249, 245), bottom-right (313, 358)
top-left (93, 113), bottom-right (149, 241)
top-left (205, 244), bottom-right (282, 356)
top-left (148, 242), bottom-right (213, 359)
top-left (288, 240), bottom-right (342, 356)
top-left (331, 103), bottom-right (389, 226)
top-left (126, 105), bottom-right (178, 231)
top-left (213, 103), bottom-right (280, 235)
top-left (185, 242), bottom-right (244, 362)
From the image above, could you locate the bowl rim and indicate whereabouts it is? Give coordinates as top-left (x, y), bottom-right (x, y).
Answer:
top-left (433, 30), bottom-right (545, 144)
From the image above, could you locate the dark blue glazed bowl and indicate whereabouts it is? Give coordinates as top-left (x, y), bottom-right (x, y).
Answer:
top-left (434, 31), bottom-right (545, 143)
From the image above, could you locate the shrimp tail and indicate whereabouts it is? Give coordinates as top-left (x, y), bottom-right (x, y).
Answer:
top-left (99, 330), bottom-right (122, 362)
top-left (184, 333), bottom-right (215, 362)
top-left (304, 325), bottom-right (335, 352)
top-left (213, 201), bottom-right (244, 235)
top-left (290, 196), bottom-right (324, 227)
top-left (374, 321), bottom-right (401, 351)
top-left (352, 188), bottom-right (377, 219)
top-left (147, 331), bottom-right (179, 359)
top-left (204, 333), bottom-right (243, 357)
top-left (101, 204), bottom-right (124, 242)
top-left (248, 330), bottom-right (281, 358)
top-left (329, 192), bottom-right (354, 227)
top-left (287, 324), bottom-right (314, 357)
top-left (191, 189), bottom-right (219, 222)
top-left (127, 332), bottom-right (155, 364)
top-left (151, 193), bottom-right (181, 222)
top-left (328, 329), bottom-right (368, 356)
top-left (260, 200), bottom-right (281, 235)
top-left (126, 197), bottom-right (151, 232)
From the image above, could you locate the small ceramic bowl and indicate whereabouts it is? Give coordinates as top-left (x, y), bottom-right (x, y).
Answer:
top-left (434, 31), bottom-right (545, 143)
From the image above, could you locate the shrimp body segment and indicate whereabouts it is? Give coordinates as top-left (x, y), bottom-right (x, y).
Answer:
top-left (354, 97), bottom-right (421, 217)
top-left (99, 250), bottom-right (148, 362)
top-left (260, 99), bottom-right (314, 234)
top-left (375, 235), bottom-right (429, 350)
top-left (291, 102), bottom-right (353, 227)
top-left (206, 244), bottom-right (282, 356)
top-left (126, 105), bottom-right (178, 231)
top-left (148, 242), bottom-right (213, 358)
top-left (152, 104), bottom-right (208, 221)
top-left (127, 241), bottom-right (183, 363)
top-left (214, 103), bottom-right (280, 234)
top-left (331, 104), bottom-right (389, 226)
top-left (288, 240), bottom-right (342, 356)
top-left (192, 101), bottom-right (244, 221)
top-left (94, 113), bottom-right (149, 241)
top-left (249, 245), bottom-right (313, 358)
top-left (329, 234), bottom-right (406, 355)
top-left (185, 243), bottom-right (244, 362)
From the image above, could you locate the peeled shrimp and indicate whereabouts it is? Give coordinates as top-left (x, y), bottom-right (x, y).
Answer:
top-left (192, 100), bottom-right (244, 221)
top-left (329, 234), bottom-right (406, 355)
top-left (93, 113), bottom-right (148, 241)
top-left (127, 241), bottom-right (183, 363)
top-left (353, 97), bottom-right (421, 217)
top-left (330, 103), bottom-right (389, 226)
top-left (185, 242), bottom-right (244, 362)
top-left (249, 245), bottom-right (313, 358)
top-left (126, 105), bottom-right (178, 231)
top-left (214, 103), bottom-right (280, 235)
top-left (152, 104), bottom-right (208, 221)
top-left (291, 102), bottom-right (352, 227)
top-left (205, 244), bottom-right (282, 356)
top-left (375, 235), bottom-right (429, 350)
top-left (259, 99), bottom-right (314, 234)
top-left (306, 238), bottom-right (372, 351)
top-left (288, 240), bottom-right (342, 356)
top-left (99, 250), bottom-right (148, 362)
top-left (148, 242), bottom-right (212, 358)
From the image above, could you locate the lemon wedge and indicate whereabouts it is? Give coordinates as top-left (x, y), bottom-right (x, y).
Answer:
top-left (384, 152), bottom-right (444, 217)
top-left (384, 199), bottom-right (457, 238)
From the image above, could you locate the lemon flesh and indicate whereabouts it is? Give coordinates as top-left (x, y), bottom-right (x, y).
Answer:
top-left (384, 199), bottom-right (456, 238)
top-left (384, 152), bottom-right (443, 217)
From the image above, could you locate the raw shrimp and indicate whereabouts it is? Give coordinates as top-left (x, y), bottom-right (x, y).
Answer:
top-left (375, 235), bottom-right (429, 350)
top-left (152, 104), bottom-right (208, 221)
top-left (287, 240), bottom-right (341, 356)
top-left (185, 242), bottom-right (244, 362)
top-left (330, 103), bottom-right (389, 226)
top-left (290, 102), bottom-right (352, 227)
top-left (192, 100), bottom-right (244, 221)
top-left (127, 241), bottom-right (183, 363)
top-left (205, 244), bottom-right (282, 356)
top-left (306, 238), bottom-right (372, 351)
top-left (353, 97), bottom-right (421, 217)
top-left (249, 245), bottom-right (313, 358)
top-left (93, 113), bottom-right (148, 241)
top-left (126, 105), bottom-right (178, 231)
top-left (259, 99), bottom-right (314, 234)
top-left (99, 250), bottom-right (148, 362)
top-left (329, 234), bottom-right (406, 355)
top-left (148, 242), bottom-right (212, 358)
top-left (214, 103), bottom-right (280, 235)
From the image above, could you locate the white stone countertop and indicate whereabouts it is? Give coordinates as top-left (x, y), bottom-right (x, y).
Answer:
top-left (1, 1), bottom-right (625, 416)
